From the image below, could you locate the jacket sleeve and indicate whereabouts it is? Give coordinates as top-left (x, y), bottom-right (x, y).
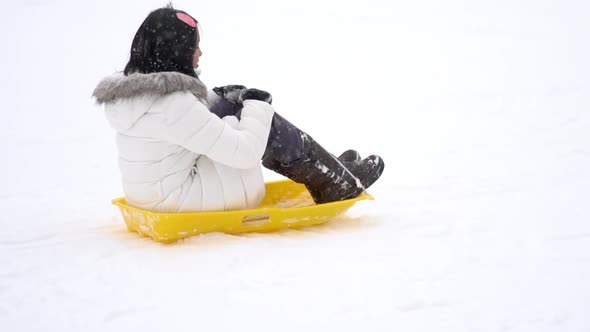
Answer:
top-left (158, 92), bottom-right (274, 169)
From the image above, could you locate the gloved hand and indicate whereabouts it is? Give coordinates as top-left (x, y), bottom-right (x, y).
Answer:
top-left (213, 85), bottom-right (247, 104)
top-left (239, 88), bottom-right (273, 105)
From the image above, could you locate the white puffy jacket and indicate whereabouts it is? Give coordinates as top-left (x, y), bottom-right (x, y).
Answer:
top-left (93, 72), bottom-right (274, 212)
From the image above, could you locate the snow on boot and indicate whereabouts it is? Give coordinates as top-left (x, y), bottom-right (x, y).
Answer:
top-left (262, 134), bottom-right (365, 204)
top-left (337, 150), bottom-right (385, 190)
top-left (347, 155), bottom-right (384, 189)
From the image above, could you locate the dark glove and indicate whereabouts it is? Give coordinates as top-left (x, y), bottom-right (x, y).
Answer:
top-left (213, 85), bottom-right (247, 104)
top-left (239, 88), bottom-right (272, 105)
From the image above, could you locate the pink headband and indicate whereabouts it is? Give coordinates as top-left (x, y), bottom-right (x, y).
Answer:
top-left (176, 12), bottom-right (197, 28)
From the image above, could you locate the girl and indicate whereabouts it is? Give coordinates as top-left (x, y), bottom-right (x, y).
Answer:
top-left (94, 5), bottom-right (384, 212)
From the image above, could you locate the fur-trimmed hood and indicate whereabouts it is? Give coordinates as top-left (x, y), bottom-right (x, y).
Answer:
top-left (93, 71), bottom-right (208, 104)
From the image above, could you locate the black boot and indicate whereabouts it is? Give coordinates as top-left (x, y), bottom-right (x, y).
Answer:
top-left (337, 150), bottom-right (385, 189)
top-left (263, 134), bottom-right (365, 204)
top-left (338, 149), bottom-right (362, 163)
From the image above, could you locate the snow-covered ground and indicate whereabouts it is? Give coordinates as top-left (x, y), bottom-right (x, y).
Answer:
top-left (2, 0), bottom-right (589, 331)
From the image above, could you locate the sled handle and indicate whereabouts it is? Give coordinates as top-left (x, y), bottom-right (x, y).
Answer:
top-left (241, 213), bottom-right (271, 226)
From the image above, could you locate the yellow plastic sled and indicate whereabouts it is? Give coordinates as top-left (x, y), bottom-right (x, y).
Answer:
top-left (112, 179), bottom-right (373, 243)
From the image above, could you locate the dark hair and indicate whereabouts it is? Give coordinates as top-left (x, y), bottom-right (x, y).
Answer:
top-left (124, 5), bottom-right (199, 77)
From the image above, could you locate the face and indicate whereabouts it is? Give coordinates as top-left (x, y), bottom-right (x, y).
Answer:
top-left (192, 30), bottom-right (202, 68)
